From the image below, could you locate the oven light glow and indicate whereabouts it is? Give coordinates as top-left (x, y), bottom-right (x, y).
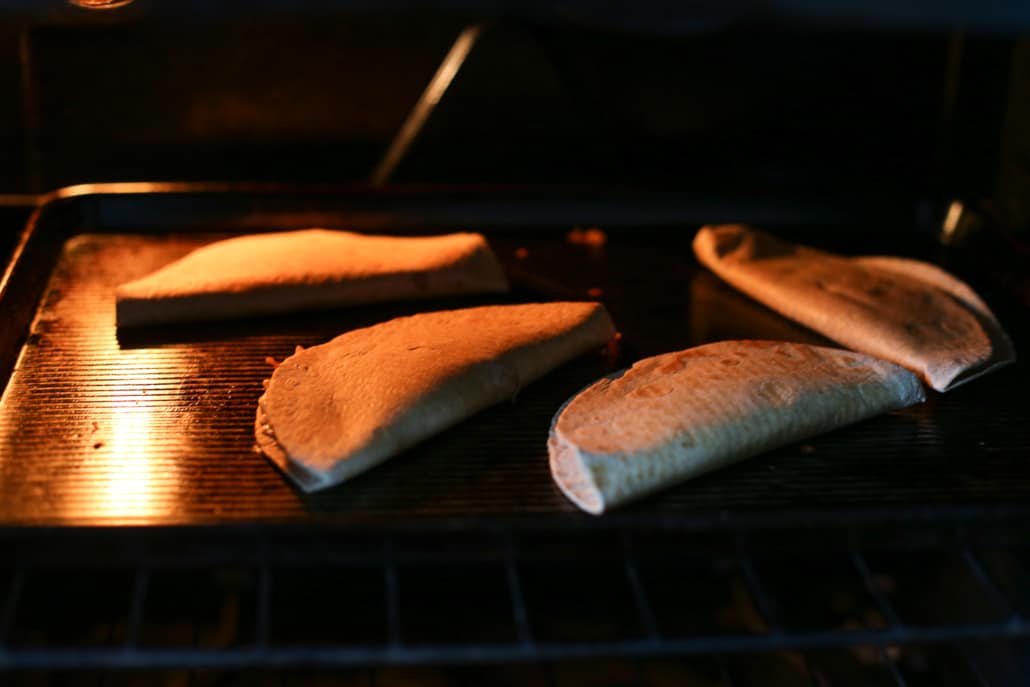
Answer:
top-left (91, 348), bottom-right (185, 523)
top-left (941, 200), bottom-right (964, 244)
top-left (101, 396), bottom-right (158, 521)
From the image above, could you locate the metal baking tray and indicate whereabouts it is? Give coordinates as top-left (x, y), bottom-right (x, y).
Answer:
top-left (1, 183), bottom-right (1028, 529)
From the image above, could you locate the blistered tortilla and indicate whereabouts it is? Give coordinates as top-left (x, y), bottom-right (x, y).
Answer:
top-left (117, 229), bottom-right (509, 326)
top-left (694, 225), bottom-right (1014, 391)
top-left (257, 302), bottom-right (615, 492)
top-left (550, 340), bottom-right (925, 514)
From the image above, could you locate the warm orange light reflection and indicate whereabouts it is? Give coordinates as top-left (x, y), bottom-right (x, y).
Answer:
top-left (566, 226), bottom-right (607, 247)
top-left (90, 348), bottom-right (184, 522)
top-left (53, 182), bottom-right (180, 199)
top-left (101, 397), bottom-right (158, 519)
top-left (941, 200), bottom-right (964, 244)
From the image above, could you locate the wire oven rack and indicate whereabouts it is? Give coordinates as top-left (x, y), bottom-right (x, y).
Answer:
top-left (1, 524), bottom-right (1029, 685)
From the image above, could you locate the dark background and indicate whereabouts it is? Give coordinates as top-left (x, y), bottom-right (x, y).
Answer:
top-left (0, 1), bottom-right (1027, 231)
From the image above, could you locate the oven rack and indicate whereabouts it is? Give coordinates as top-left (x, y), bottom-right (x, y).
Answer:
top-left (1, 524), bottom-right (1028, 684)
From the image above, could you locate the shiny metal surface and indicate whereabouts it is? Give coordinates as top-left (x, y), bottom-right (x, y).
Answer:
top-left (0, 219), bottom-right (1028, 526)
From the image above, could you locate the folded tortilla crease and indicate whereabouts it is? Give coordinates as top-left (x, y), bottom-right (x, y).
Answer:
top-left (116, 229), bottom-right (509, 326)
top-left (257, 302), bottom-right (616, 492)
top-left (549, 340), bottom-right (925, 515)
top-left (693, 224), bottom-right (1014, 392)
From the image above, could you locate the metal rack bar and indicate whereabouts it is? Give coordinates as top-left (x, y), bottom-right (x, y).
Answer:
top-left (0, 621), bottom-right (1025, 669)
top-left (383, 539), bottom-right (401, 647)
top-left (961, 549), bottom-right (1023, 624)
top-left (69, 548), bottom-right (517, 570)
top-left (804, 657), bottom-right (821, 687)
top-left (125, 567), bottom-right (149, 647)
top-left (850, 550), bottom-right (905, 629)
top-left (0, 568), bottom-right (24, 644)
top-left (880, 647), bottom-right (909, 687)
top-left (503, 534), bottom-right (532, 647)
top-left (621, 532), bottom-right (660, 641)
top-left (255, 564), bottom-right (272, 648)
top-left (369, 23), bottom-right (485, 187)
top-left (736, 551), bottom-right (780, 633)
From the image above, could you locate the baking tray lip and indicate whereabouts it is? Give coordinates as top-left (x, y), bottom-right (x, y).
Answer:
top-left (4, 502), bottom-right (1030, 531)
top-left (25, 180), bottom-right (936, 229)
top-left (2, 502), bottom-right (1030, 540)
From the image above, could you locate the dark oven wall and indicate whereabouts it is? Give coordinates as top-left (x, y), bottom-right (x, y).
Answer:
top-left (0, 10), bottom-right (1025, 225)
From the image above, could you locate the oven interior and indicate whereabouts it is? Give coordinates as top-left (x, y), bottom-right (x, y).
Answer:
top-left (1, 3), bottom-right (1030, 684)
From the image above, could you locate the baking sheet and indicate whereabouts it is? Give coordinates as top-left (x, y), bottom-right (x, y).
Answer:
top-left (1, 192), bottom-right (1028, 527)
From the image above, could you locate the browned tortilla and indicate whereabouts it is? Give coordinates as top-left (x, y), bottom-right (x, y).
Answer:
top-left (549, 340), bottom-right (925, 514)
top-left (257, 302), bottom-right (616, 492)
top-left (693, 225), bottom-right (1014, 391)
top-left (117, 229), bottom-right (509, 326)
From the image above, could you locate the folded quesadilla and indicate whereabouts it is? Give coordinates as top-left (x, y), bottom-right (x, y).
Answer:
top-left (693, 225), bottom-right (1014, 392)
top-left (117, 229), bottom-right (509, 326)
top-left (549, 340), bottom-right (925, 514)
top-left (257, 302), bottom-right (615, 492)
